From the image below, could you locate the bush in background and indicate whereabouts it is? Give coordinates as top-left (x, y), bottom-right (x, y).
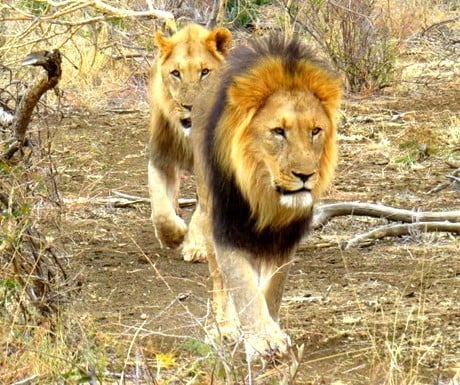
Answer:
top-left (281, 0), bottom-right (397, 92)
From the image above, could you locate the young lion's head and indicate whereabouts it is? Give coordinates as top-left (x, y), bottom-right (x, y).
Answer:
top-left (152, 24), bottom-right (232, 132)
top-left (204, 35), bottom-right (342, 235)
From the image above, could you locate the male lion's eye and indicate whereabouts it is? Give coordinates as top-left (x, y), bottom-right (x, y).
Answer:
top-left (170, 69), bottom-right (181, 79)
top-left (201, 68), bottom-right (210, 77)
top-left (272, 127), bottom-right (286, 137)
top-left (312, 127), bottom-right (322, 136)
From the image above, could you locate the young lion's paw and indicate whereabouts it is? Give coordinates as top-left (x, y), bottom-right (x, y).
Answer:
top-left (181, 241), bottom-right (208, 263)
top-left (154, 215), bottom-right (187, 248)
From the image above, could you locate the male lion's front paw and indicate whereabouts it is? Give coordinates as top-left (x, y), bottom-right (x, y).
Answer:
top-left (205, 322), bottom-right (240, 347)
top-left (154, 215), bottom-right (187, 248)
top-left (244, 326), bottom-right (292, 362)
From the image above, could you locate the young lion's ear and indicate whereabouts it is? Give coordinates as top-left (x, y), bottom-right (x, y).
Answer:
top-left (154, 31), bottom-right (173, 57)
top-left (207, 28), bottom-right (232, 57)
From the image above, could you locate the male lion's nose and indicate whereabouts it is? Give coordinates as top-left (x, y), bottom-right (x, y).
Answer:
top-left (182, 104), bottom-right (192, 111)
top-left (292, 171), bottom-right (314, 183)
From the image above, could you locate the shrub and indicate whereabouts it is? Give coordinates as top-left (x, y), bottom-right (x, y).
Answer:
top-left (283, 0), bottom-right (399, 92)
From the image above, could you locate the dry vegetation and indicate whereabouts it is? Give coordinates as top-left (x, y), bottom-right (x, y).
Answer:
top-left (1, 0), bottom-right (459, 384)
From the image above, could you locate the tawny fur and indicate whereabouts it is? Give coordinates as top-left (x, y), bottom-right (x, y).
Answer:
top-left (147, 24), bottom-right (232, 252)
top-left (191, 34), bottom-right (342, 358)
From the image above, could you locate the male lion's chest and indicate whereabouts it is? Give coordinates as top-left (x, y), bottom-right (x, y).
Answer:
top-left (211, 177), bottom-right (313, 259)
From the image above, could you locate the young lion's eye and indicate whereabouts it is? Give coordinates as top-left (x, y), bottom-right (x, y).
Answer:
top-left (271, 127), bottom-right (286, 138)
top-left (312, 127), bottom-right (322, 137)
top-left (170, 69), bottom-right (181, 79)
top-left (201, 68), bottom-right (210, 78)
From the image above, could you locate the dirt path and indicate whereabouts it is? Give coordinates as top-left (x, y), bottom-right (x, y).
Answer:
top-left (55, 87), bottom-right (459, 383)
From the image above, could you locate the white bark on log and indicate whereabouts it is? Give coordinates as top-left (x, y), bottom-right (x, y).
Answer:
top-left (312, 202), bottom-right (460, 228)
top-left (342, 221), bottom-right (460, 249)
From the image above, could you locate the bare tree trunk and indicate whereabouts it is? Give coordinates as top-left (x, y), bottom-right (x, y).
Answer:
top-left (207, 0), bottom-right (228, 28)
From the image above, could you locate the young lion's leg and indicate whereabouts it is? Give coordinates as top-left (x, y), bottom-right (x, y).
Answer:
top-left (182, 167), bottom-right (211, 262)
top-left (147, 159), bottom-right (187, 248)
top-left (215, 245), bottom-right (291, 359)
top-left (182, 201), bottom-right (209, 262)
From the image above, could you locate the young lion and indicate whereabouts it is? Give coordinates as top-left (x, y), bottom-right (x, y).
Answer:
top-left (191, 35), bottom-right (342, 359)
top-left (147, 24), bottom-right (232, 260)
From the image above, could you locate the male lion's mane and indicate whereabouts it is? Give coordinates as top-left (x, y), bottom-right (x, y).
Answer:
top-left (202, 34), bottom-right (341, 259)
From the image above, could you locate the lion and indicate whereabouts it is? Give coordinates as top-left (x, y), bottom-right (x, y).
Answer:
top-left (190, 34), bottom-right (342, 359)
top-left (147, 24), bottom-right (232, 260)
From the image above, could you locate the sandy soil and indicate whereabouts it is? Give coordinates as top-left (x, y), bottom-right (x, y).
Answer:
top-left (54, 82), bottom-right (459, 384)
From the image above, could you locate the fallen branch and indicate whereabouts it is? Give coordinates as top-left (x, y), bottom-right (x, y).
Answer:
top-left (422, 16), bottom-right (460, 37)
top-left (428, 167), bottom-right (460, 194)
top-left (313, 202), bottom-right (459, 248)
top-left (312, 202), bottom-right (460, 228)
top-left (112, 191), bottom-right (196, 208)
top-left (341, 221), bottom-right (460, 250)
top-left (84, 193), bottom-right (459, 248)
top-left (63, 191), bottom-right (196, 208)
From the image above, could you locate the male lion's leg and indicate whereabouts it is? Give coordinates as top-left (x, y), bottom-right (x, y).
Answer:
top-left (215, 245), bottom-right (291, 359)
top-left (260, 259), bottom-right (291, 323)
top-left (182, 202), bottom-right (208, 262)
top-left (207, 246), bottom-right (239, 340)
top-left (147, 160), bottom-right (187, 248)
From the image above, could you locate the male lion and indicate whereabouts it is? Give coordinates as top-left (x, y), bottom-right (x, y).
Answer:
top-left (191, 35), bottom-right (342, 359)
top-left (147, 24), bottom-right (232, 260)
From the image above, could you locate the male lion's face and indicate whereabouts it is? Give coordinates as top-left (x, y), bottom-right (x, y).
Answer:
top-left (237, 88), bottom-right (334, 211)
top-left (155, 26), bottom-right (232, 133)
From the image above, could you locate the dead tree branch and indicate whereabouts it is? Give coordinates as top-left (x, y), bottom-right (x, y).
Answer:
top-left (1, 50), bottom-right (68, 319)
top-left (313, 201), bottom-right (459, 248)
top-left (1, 0), bottom-right (175, 26)
top-left (2, 50), bottom-right (62, 159)
top-left (342, 222), bottom-right (460, 250)
top-left (428, 167), bottom-right (460, 194)
top-left (89, 194), bottom-right (459, 248)
top-left (421, 16), bottom-right (460, 37)
top-left (63, 191), bottom-right (196, 209)
top-left (312, 202), bottom-right (460, 228)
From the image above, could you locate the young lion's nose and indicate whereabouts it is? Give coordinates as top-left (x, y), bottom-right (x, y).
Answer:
top-left (182, 104), bottom-right (192, 111)
top-left (292, 171), bottom-right (314, 183)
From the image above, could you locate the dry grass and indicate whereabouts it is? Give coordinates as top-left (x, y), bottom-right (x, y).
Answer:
top-left (1, 0), bottom-right (459, 384)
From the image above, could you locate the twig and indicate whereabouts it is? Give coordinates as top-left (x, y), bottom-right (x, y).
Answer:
top-left (447, 174), bottom-right (460, 183)
top-left (11, 375), bottom-right (39, 385)
top-left (341, 221), bottom-right (460, 250)
top-left (112, 191), bottom-right (196, 207)
top-left (64, 191), bottom-right (197, 208)
top-left (427, 167), bottom-right (460, 194)
top-left (4, 0), bottom-right (176, 23)
top-left (422, 16), bottom-right (460, 36)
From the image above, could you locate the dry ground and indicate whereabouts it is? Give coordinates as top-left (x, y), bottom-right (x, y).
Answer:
top-left (52, 87), bottom-right (459, 384)
top-left (50, 50), bottom-right (459, 383)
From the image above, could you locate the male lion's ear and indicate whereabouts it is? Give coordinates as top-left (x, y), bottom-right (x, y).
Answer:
top-left (154, 31), bottom-right (173, 58)
top-left (207, 28), bottom-right (232, 57)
